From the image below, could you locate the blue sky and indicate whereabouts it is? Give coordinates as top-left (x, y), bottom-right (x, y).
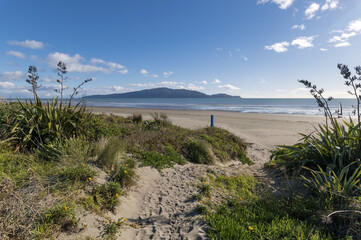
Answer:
top-left (0, 0), bottom-right (361, 98)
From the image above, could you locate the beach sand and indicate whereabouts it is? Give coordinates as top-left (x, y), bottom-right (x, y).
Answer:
top-left (76, 107), bottom-right (327, 239)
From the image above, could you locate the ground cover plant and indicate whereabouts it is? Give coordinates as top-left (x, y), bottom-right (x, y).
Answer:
top-left (0, 63), bottom-right (252, 239)
top-left (269, 64), bottom-right (361, 238)
top-left (195, 172), bottom-right (338, 240)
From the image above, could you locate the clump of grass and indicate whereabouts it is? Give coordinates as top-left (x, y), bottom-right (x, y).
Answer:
top-left (92, 182), bottom-right (122, 211)
top-left (110, 165), bottom-right (136, 188)
top-left (102, 218), bottom-right (125, 240)
top-left (59, 163), bottom-right (97, 186)
top-left (123, 158), bottom-right (137, 169)
top-left (200, 184), bottom-right (212, 198)
top-left (129, 113), bottom-right (142, 124)
top-left (97, 137), bottom-right (125, 170)
top-left (143, 113), bottom-right (171, 130)
top-left (185, 139), bottom-right (214, 164)
top-left (33, 202), bottom-right (77, 239)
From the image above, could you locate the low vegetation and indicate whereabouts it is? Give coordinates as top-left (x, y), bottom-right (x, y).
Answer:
top-left (0, 63), bottom-right (252, 239)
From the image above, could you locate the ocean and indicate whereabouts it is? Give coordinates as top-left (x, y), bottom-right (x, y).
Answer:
top-left (82, 98), bottom-right (357, 116)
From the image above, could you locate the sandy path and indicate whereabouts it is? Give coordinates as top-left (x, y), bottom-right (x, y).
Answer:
top-left (112, 165), bottom-right (209, 239)
top-left (71, 108), bottom-right (327, 239)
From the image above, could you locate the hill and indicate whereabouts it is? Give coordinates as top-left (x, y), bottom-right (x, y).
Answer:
top-left (86, 87), bottom-right (240, 98)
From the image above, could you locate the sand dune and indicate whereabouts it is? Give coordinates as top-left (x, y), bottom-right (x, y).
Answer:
top-left (78, 107), bottom-right (327, 239)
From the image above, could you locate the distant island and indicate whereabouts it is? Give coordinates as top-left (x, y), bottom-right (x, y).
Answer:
top-left (86, 87), bottom-right (241, 98)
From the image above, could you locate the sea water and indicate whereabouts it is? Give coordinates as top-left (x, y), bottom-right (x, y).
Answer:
top-left (82, 98), bottom-right (357, 116)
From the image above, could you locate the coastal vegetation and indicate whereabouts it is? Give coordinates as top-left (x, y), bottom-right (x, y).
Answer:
top-left (268, 64), bottom-right (361, 238)
top-left (0, 63), bottom-right (252, 239)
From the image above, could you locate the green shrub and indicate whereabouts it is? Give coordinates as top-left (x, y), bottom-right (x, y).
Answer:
top-left (37, 142), bottom-right (62, 162)
top-left (103, 218), bottom-right (125, 239)
top-left (123, 158), bottom-right (137, 169)
top-left (185, 139), bottom-right (214, 164)
top-left (143, 113), bottom-right (171, 130)
top-left (92, 182), bottom-right (122, 211)
top-left (33, 202), bottom-right (77, 239)
top-left (110, 165), bottom-right (135, 187)
top-left (136, 145), bottom-right (186, 171)
top-left (129, 113), bottom-right (142, 124)
top-left (9, 97), bottom-right (87, 150)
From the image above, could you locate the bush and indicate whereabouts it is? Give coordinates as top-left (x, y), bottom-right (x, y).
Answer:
top-left (59, 164), bottom-right (97, 185)
top-left (185, 139), bottom-right (214, 164)
top-left (92, 182), bottom-right (122, 211)
top-left (9, 97), bottom-right (87, 150)
top-left (110, 165), bottom-right (136, 187)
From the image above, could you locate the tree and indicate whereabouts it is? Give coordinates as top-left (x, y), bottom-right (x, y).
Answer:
top-left (26, 66), bottom-right (41, 101)
top-left (55, 61), bottom-right (68, 105)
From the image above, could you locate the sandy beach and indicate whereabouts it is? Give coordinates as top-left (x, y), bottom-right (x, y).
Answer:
top-left (89, 106), bottom-right (326, 149)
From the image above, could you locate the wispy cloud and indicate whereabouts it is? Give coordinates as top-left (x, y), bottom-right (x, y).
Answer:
top-left (131, 81), bottom-right (182, 88)
top-left (163, 71), bottom-right (174, 77)
top-left (265, 41), bottom-right (289, 53)
top-left (8, 40), bottom-right (44, 49)
top-left (6, 50), bottom-right (26, 59)
top-left (140, 69), bottom-right (149, 76)
top-left (257, 0), bottom-right (295, 10)
top-left (47, 52), bottom-right (107, 72)
top-left (291, 36), bottom-right (316, 49)
top-left (0, 71), bottom-right (25, 81)
top-left (292, 24), bottom-right (306, 30)
top-left (0, 81), bottom-right (17, 89)
top-left (186, 83), bottom-right (205, 91)
top-left (320, 48), bottom-right (328, 51)
top-left (328, 19), bottom-right (361, 48)
top-left (321, 0), bottom-right (339, 11)
top-left (212, 78), bottom-right (221, 84)
top-left (305, 3), bottom-right (320, 19)
top-left (218, 84), bottom-right (240, 90)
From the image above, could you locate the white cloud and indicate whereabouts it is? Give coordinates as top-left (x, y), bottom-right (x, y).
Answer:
top-left (112, 86), bottom-right (125, 92)
top-left (47, 52), bottom-right (108, 72)
top-left (348, 19), bottom-right (361, 32)
top-left (292, 24), bottom-right (306, 30)
top-left (6, 50), bottom-right (26, 59)
top-left (257, 0), bottom-right (295, 9)
top-left (213, 78), bottom-right (221, 84)
top-left (265, 41), bottom-right (289, 53)
top-left (0, 81), bottom-right (16, 89)
top-left (89, 58), bottom-right (127, 73)
top-left (321, 0), bottom-right (339, 11)
top-left (140, 69), bottom-right (149, 75)
top-left (243, 56), bottom-right (248, 61)
top-left (218, 84), bottom-right (240, 90)
top-left (0, 71), bottom-right (25, 81)
top-left (328, 19), bottom-right (361, 48)
top-left (334, 42), bottom-right (351, 47)
top-left (8, 40), bottom-right (44, 49)
top-left (186, 84), bottom-right (205, 91)
top-left (90, 58), bottom-right (106, 64)
top-left (305, 3), bottom-right (320, 19)
top-left (118, 69), bottom-right (128, 74)
top-left (320, 48), bottom-right (328, 51)
top-left (163, 71), bottom-right (174, 77)
top-left (291, 36), bottom-right (316, 49)
top-left (152, 74), bottom-right (159, 78)
top-left (201, 80), bottom-right (208, 85)
top-left (216, 48), bottom-right (222, 51)
top-left (41, 77), bottom-right (53, 83)
top-left (131, 81), bottom-right (182, 88)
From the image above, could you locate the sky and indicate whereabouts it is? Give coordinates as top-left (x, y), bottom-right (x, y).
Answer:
top-left (0, 0), bottom-right (361, 98)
